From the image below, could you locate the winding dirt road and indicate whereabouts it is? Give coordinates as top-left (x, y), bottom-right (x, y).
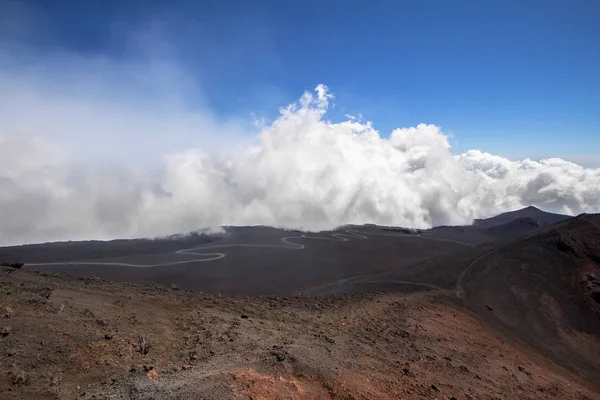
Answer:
top-left (26, 228), bottom-right (481, 299)
top-left (26, 228), bottom-right (472, 269)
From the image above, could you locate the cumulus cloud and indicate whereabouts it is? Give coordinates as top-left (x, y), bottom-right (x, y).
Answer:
top-left (1, 82), bottom-right (600, 245)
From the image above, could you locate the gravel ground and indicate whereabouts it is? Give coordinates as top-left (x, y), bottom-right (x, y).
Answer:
top-left (1, 267), bottom-right (598, 400)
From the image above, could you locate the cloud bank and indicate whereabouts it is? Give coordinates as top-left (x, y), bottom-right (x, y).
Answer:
top-left (2, 82), bottom-right (600, 245)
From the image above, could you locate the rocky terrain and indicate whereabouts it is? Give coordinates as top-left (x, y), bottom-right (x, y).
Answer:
top-left (1, 268), bottom-right (598, 399)
top-left (0, 208), bottom-right (598, 399)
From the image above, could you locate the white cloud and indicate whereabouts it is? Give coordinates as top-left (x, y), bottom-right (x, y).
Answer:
top-left (1, 83), bottom-right (600, 245)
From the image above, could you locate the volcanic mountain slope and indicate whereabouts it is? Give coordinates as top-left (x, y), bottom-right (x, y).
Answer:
top-left (0, 214), bottom-right (599, 398)
top-left (460, 214), bottom-right (600, 383)
top-left (472, 205), bottom-right (569, 230)
top-left (0, 207), bottom-right (569, 296)
top-left (422, 206), bottom-right (570, 245)
top-left (0, 232), bottom-right (221, 264)
top-left (341, 213), bottom-right (600, 384)
top-left (1, 267), bottom-right (599, 399)
top-left (5, 226), bottom-right (466, 296)
top-left (477, 216), bottom-right (543, 237)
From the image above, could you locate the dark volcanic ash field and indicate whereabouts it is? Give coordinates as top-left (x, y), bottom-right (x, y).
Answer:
top-left (0, 207), bottom-right (568, 296)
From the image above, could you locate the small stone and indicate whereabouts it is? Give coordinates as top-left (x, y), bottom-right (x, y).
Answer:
top-left (240, 314), bottom-right (249, 319)
top-left (12, 369), bottom-right (27, 385)
top-left (139, 338), bottom-right (150, 355)
top-left (96, 318), bottom-right (108, 326)
top-left (1, 326), bottom-right (11, 337)
top-left (169, 283), bottom-right (180, 290)
top-left (50, 375), bottom-right (62, 386)
top-left (104, 333), bottom-right (114, 340)
top-left (147, 369), bottom-right (159, 381)
top-left (431, 384), bottom-right (440, 392)
top-left (182, 365), bottom-right (193, 370)
top-left (518, 366), bottom-right (532, 376)
top-left (80, 309), bottom-right (94, 318)
top-left (1, 306), bottom-right (14, 318)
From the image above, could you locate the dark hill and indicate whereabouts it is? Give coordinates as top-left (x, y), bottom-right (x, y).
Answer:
top-left (423, 206), bottom-right (570, 244)
top-left (480, 216), bottom-right (542, 237)
top-left (460, 214), bottom-right (600, 382)
top-left (473, 205), bottom-right (569, 230)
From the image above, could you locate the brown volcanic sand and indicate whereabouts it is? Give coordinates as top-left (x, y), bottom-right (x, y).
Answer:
top-left (0, 268), bottom-right (598, 399)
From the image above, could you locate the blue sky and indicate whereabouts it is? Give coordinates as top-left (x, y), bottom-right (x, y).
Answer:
top-left (3, 0), bottom-right (600, 164)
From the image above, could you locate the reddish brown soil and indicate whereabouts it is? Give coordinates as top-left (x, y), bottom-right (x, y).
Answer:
top-left (0, 267), bottom-right (598, 399)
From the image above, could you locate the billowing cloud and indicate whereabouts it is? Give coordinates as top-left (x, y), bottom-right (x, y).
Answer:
top-left (1, 84), bottom-right (600, 246)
